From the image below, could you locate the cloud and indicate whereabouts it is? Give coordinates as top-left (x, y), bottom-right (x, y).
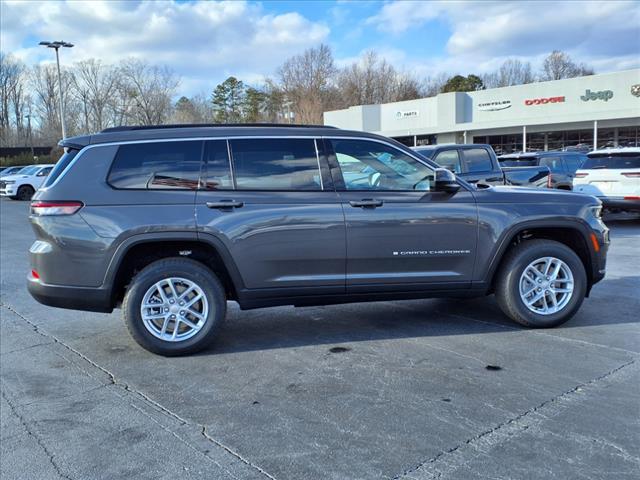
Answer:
top-left (366, 0), bottom-right (640, 73)
top-left (0, 0), bottom-right (330, 94)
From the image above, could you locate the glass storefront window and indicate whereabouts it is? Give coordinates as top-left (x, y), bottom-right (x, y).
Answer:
top-left (618, 127), bottom-right (639, 147)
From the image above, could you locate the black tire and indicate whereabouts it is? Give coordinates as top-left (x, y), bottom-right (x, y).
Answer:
top-left (16, 185), bottom-right (35, 201)
top-left (123, 258), bottom-right (226, 356)
top-left (495, 239), bottom-right (587, 328)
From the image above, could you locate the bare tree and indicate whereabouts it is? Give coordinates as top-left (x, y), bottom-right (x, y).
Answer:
top-left (73, 59), bottom-right (118, 132)
top-left (278, 44), bottom-right (337, 124)
top-left (0, 53), bottom-right (28, 146)
top-left (540, 50), bottom-right (594, 81)
top-left (117, 59), bottom-right (179, 125)
top-left (421, 73), bottom-right (450, 97)
top-left (483, 59), bottom-right (534, 88)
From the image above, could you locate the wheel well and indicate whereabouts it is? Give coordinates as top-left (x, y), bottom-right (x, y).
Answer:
top-left (111, 240), bottom-right (238, 306)
top-left (491, 227), bottom-right (592, 290)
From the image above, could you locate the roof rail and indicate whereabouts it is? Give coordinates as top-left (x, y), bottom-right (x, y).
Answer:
top-left (100, 123), bottom-right (336, 133)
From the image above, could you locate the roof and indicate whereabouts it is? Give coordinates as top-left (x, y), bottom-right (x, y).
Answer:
top-left (588, 147), bottom-right (640, 155)
top-left (60, 124), bottom-right (380, 149)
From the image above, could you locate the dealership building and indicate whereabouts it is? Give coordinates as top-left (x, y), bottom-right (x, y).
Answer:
top-left (324, 69), bottom-right (640, 154)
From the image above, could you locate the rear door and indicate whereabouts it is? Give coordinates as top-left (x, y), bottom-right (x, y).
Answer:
top-left (195, 137), bottom-right (346, 293)
top-left (326, 137), bottom-right (478, 292)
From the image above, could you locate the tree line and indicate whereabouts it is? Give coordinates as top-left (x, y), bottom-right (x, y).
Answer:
top-left (1, 47), bottom-right (594, 148)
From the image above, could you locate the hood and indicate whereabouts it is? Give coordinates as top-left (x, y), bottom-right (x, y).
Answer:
top-left (0, 174), bottom-right (26, 181)
top-left (474, 185), bottom-right (599, 205)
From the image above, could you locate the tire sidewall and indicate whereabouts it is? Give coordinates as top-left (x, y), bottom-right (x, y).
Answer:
top-left (17, 185), bottom-right (34, 201)
top-left (124, 260), bottom-right (225, 355)
top-left (505, 242), bottom-right (586, 327)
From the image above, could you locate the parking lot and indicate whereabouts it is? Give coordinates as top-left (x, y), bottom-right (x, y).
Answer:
top-left (1, 196), bottom-right (639, 479)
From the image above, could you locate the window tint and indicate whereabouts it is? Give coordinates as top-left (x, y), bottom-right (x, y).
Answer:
top-left (462, 148), bottom-right (493, 173)
top-left (582, 155), bottom-right (640, 169)
top-left (202, 140), bottom-right (232, 190)
top-left (564, 154), bottom-right (585, 172)
top-left (539, 156), bottom-right (564, 173)
top-left (331, 139), bottom-right (434, 191)
top-left (230, 138), bottom-right (321, 191)
top-left (108, 141), bottom-right (202, 189)
top-left (37, 167), bottom-right (53, 177)
top-left (42, 149), bottom-right (78, 188)
top-left (434, 150), bottom-right (462, 174)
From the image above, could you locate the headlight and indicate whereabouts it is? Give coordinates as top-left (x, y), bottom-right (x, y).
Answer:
top-left (590, 205), bottom-right (602, 219)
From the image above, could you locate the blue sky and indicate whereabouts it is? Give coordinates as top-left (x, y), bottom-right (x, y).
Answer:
top-left (1, 0), bottom-right (639, 96)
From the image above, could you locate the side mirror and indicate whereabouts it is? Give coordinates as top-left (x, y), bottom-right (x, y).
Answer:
top-left (434, 168), bottom-right (460, 193)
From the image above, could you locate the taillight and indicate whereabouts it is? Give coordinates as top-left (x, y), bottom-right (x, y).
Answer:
top-left (624, 195), bottom-right (640, 200)
top-left (574, 172), bottom-right (589, 178)
top-left (621, 172), bottom-right (640, 178)
top-left (547, 173), bottom-right (552, 188)
top-left (30, 201), bottom-right (83, 216)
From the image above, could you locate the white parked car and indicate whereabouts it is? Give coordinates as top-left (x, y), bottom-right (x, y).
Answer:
top-left (0, 165), bottom-right (28, 178)
top-left (573, 148), bottom-right (640, 212)
top-left (0, 164), bottom-right (54, 201)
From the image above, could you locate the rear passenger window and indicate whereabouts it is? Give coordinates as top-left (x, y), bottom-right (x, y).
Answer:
top-left (229, 138), bottom-right (321, 191)
top-left (539, 156), bottom-right (564, 173)
top-left (202, 140), bottom-right (232, 190)
top-left (434, 150), bottom-right (462, 173)
top-left (462, 149), bottom-right (493, 173)
top-left (108, 141), bottom-right (202, 189)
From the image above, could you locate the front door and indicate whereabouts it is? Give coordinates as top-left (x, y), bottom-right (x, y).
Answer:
top-left (195, 137), bottom-right (346, 294)
top-left (325, 138), bottom-right (478, 293)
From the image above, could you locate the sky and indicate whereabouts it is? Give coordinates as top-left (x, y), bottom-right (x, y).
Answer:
top-left (1, 0), bottom-right (639, 96)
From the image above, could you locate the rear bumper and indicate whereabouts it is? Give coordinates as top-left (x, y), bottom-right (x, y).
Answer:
top-left (599, 196), bottom-right (640, 212)
top-left (27, 273), bottom-right (114, 313)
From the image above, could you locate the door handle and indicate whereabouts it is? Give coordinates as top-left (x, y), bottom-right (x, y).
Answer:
top-left (206, 200), bottom-right (244, 210)
top-left (349, 199), bottom-right (383, 208)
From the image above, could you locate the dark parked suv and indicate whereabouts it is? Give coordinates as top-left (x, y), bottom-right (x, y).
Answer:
top-left (28, 125), bottom-right (609, 355)
top-left (498, 151), bottom-right (587, 190)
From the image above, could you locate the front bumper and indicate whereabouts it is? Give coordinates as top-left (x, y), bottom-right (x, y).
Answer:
top-left (27, 272), bottom-right (114, 313)
top-left (0, 186), bottom-right (16, 196)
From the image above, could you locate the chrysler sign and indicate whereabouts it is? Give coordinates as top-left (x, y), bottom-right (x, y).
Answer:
top-left (477, 100), bottom-right (512, 111)
top-left (524, 96), bottom-right (565, 106)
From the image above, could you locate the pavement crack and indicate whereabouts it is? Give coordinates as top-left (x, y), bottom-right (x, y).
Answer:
top-left (391, 358), bottom-right (637, 480)
top-left (202, 426), bottom-right (279, 480)
top-left (1, 302), bottom-right (279, 480)
top-left (1, 389), bottom-right (74, 480)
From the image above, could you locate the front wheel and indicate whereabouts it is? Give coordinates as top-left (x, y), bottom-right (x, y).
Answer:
top-left (123, 258), bottom-right (226, 356)
top-left (495, 240), bottom-right (587, 328)
top-left (16, 185), bottom-right (35, 201)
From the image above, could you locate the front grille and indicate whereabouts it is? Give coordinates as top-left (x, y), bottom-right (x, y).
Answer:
top-left (0, 181), bottom-right (5, 189)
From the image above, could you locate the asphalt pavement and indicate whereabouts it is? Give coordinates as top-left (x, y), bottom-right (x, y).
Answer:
top-left (1, 197), bottom-right (639, 480)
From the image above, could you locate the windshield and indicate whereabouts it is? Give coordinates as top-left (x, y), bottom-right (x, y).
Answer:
top-left (582, 155), bottom-right (640, 169)
top-left (18, 166), bottom-right (40, 175)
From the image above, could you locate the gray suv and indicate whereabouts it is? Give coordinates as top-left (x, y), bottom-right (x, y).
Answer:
top-left (28, 125), bottom-right (609, 355)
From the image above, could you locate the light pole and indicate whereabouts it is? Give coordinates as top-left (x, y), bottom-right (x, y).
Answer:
top-left (39, 41), bottom-right (73, 139)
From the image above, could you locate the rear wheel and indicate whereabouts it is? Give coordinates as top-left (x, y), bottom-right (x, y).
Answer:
top-left (495, 240), bottom-right (587, 328)
top-left (123, 258), bottom-right (226, 356)
top-left (16, 185), bottom-right (35, 201)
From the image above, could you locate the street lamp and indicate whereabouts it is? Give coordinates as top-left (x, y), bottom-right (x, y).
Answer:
top-left (39, 40), bottom-right (73, 139)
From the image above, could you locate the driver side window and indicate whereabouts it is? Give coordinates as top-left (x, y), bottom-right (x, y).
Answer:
top-left (331, 139), bottom-right (434, 191)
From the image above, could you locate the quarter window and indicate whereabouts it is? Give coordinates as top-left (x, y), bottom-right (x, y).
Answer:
top-left (462, 148), bottom-right (493, 173)
top-left (229, 138), bottom-right (321, 191)
top-left (108, 141), bottom-right (202, 189)
top-left (331, 139), bottom-right (434, 191)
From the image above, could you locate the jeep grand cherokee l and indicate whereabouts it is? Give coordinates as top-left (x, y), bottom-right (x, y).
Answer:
top-left (27, 125), bottom-right (609, 356)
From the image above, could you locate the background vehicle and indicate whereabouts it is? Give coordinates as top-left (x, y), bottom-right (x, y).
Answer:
top-left (0, 164), bottom-right (54, 200)
top-left (413, 144), bottom-right (550, 188)
top-left (0, 165), bottom-right (28, 178)
top-left (573, 148), bottom-right (640, 212)
top-left (498, 151), bottom-right (587, 190)
top-left (28, 125), bottom-right (608, 355)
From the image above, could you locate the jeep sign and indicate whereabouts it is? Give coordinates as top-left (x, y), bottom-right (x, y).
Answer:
top-left (581, 89), bottom-right (614, 102)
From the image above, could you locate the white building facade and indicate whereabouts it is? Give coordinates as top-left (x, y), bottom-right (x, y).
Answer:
top-left (324, 69), bottom-right (640, 155)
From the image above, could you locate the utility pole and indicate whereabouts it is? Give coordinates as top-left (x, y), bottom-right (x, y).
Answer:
top-left (39, 41), bottom-right (74, 139)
